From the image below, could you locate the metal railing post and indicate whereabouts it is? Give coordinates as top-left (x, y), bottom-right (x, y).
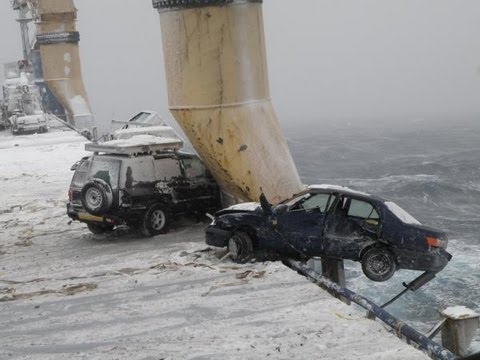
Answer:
top-left (440, 306), bottom-right (479, 357)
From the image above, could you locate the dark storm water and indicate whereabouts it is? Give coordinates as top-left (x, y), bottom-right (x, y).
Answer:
top-left (285, 117), bottom-right (480, 332)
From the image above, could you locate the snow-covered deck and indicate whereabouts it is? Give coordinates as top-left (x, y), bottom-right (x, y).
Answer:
top-left (0, 130), bottom-right (428, 359)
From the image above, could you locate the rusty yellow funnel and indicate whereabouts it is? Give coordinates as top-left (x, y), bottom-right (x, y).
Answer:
top-left (33, 0), bottom-right (93, 131)
top-left (153, 0), bottom-right (303, 204)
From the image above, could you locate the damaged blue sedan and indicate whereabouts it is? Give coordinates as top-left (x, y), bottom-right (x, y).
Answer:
top-left (206, 185), bottom-right (452, 282)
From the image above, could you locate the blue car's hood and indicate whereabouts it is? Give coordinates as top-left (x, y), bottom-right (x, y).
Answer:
top-left (216, 202), bottom-right (262, 216)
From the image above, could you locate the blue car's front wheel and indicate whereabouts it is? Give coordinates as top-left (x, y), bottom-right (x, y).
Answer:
top-left (228, 232), bottom-right (253, 263)
top-left (361, 247), bottom-right (396, 282)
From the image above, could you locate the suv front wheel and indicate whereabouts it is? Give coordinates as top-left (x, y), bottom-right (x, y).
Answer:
top-left (140, 203), bottom-right (170, 237)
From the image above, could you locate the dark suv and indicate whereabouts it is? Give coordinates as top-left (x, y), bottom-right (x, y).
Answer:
top-left (67, 146), bottom-right (220, 236)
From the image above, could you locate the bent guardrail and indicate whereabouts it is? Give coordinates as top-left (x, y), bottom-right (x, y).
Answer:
top-left (283, 259), bottom-right (456, 360)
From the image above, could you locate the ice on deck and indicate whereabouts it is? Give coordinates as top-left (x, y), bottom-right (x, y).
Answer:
top-left (0, 129), bottom-right (429, 359)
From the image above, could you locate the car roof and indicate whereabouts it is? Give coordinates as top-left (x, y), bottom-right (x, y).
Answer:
top-left (306, 184), bottom-right (386, 203)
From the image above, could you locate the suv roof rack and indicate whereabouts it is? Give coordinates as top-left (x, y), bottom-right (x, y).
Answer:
top-left (85, 135), bottom-right (184, 156)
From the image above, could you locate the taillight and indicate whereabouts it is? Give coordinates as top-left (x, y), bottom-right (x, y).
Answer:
top-left (68, 189), bottom-right (73, 202)
top-left (426, 236), bottom-right (447, 248)
top-left (119, 190), bottom-right (132, 207)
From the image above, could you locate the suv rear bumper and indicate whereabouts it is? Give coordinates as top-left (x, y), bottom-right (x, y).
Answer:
top-left (67, 202), bottom-right (126, 226)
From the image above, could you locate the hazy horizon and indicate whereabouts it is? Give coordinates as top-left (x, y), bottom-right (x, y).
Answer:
top-left (1, 1), bottom-right (480, 128)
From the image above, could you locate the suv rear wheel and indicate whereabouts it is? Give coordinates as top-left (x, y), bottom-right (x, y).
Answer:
top-left (140, 203), bottom-right (170, 237)
top-left (81, 180), bottom-right (113, 215)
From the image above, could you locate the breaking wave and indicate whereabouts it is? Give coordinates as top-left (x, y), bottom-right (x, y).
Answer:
top-left (381, 180), bottom-right (480, 204)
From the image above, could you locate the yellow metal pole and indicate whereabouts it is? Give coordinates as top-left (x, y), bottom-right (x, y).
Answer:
top-left (154, 0), bottom-right (303, 204)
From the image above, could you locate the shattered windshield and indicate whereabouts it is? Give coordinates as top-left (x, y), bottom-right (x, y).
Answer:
top-left (284, 192), bottom-right (333, 213)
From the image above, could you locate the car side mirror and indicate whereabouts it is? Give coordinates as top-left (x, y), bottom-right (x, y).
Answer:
top-left (273, 204), bottom-right (288, 215)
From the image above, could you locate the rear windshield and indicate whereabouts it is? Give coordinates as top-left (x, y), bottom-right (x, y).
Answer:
top-left (385, 201), bottom-right (421, 225)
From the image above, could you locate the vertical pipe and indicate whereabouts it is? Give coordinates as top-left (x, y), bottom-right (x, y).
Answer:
top-left (18, 6), bottom-right (31, 61)
top-left (153, 0), bottom-right (303, 204)
top-left (33, 0), bottom-right (93, 132)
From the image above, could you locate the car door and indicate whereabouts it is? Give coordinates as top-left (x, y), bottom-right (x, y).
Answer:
top-left (123, 157), bottom-right (156, 198)
top-left (322, 196), bottom-right (381, 260)
top-left (153, 155), bottom-right (183, 198)
top-left (177, 155), bottom-right (216, 203)
top-left (273, 192), bottom-right (333, 256)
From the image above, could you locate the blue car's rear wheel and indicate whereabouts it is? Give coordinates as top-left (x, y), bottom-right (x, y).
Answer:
top-left (228, 232), bottom-right (253, 262)
top-left (361, 247), bottom-right (396, 282)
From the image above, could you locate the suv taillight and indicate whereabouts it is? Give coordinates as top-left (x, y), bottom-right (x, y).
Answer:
top-left (119, 190), bottom-right (132, 207)
top-left (68, 189), bottom-right (73, 202)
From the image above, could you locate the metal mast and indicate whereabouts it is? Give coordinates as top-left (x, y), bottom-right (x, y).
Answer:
top-left (12, 0), bottom-right (34, 61)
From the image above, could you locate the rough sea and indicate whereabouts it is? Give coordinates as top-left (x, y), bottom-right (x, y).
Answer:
top-left (285, 116), bottom-right (480, 337)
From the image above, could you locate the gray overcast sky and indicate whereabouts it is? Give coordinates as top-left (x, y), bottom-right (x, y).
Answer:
top-left (1, 1), bottom-right (480, 127)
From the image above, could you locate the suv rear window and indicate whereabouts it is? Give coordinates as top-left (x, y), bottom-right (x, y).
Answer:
top-left (89, 158), bottom-right (121, 189)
